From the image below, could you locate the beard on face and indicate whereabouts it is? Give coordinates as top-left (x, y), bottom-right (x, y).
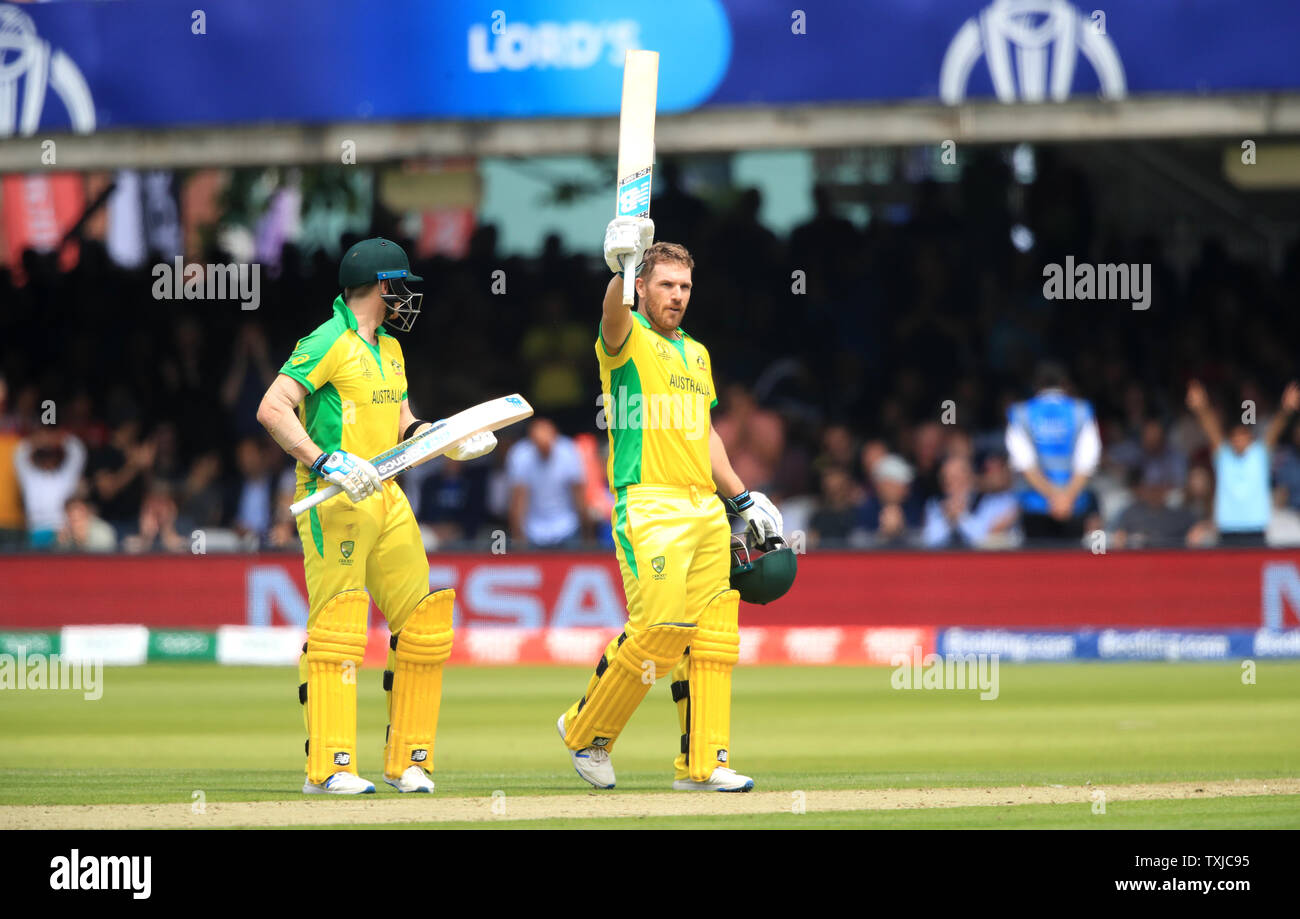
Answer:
top-left (645, 293), bottom-right (684, 331)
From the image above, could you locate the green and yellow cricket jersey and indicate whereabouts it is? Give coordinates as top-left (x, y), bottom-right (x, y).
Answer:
top-left (279, 296), bottom-right (407, 495)
top-left (597, 310), bottom-right (718, 492)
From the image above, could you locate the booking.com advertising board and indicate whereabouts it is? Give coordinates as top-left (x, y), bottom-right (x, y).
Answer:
top-left (6, 0), bottom-right (1300, 136)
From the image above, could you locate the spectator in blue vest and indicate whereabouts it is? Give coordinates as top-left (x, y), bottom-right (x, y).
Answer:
top-left (1186, 379), bottom-right (1299, 547)
top-left (1004, 362), bottom-right (1101, 544)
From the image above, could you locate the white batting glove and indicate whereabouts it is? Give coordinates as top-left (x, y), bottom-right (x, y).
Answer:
top-left (446, 430), bottom-right (497, 461)
top-left (728, 489), bottom-right (783, 545)
top-left (311, 450), bottom-right (381, 503)
top-left (604, 216), bottom-right (655, 275)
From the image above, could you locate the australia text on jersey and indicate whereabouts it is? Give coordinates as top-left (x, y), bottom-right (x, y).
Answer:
top-left (597, 386), bottom-right (711, 441)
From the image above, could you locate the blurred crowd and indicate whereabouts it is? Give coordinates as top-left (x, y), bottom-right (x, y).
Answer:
top-left (3, 149), bottom-right (1300, 553)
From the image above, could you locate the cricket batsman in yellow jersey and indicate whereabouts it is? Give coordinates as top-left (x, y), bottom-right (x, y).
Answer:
top-left (556, 218), bottom-right (783, 791)
top-left (256, 238), bottom-right (496, 795)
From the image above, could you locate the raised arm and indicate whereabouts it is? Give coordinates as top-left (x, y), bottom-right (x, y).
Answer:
top-left (1186, 380), bottom-right (1224, 453)
top-left (601, 216), bottom-right (654, 353)
top-left (601, 275), bottom-right (633, 355)
top-left (1265, 381), bottom-right (1300, 450)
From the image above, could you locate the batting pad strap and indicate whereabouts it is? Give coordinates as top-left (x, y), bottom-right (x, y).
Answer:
top-left (688, 590), bottom-right (740, 781)
top-left (563, 623), bottom-right (695, 753)
top-left (306, 589), bottom-right (369, 784)
top-left (384, 589), bottom-right (455, 779)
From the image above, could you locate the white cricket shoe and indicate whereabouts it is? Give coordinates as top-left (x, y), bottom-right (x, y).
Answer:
top-left (384, 765), bottom-right (435, 793)
top-left (557, 713), bottom-right (615, 789)
top-left (302, 771), bottom-right (376, 795)
top-left (672, 767), bottom-right (754, 792)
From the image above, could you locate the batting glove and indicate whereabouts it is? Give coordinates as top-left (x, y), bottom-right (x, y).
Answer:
top-left (728, 489), bottom-right (783, 545)
top-left (446, 430), bottom-right (497, 461)
top-left (604, 216), bottom-right (655, 275)
top-left (311, 450), bottom-right (381, 503)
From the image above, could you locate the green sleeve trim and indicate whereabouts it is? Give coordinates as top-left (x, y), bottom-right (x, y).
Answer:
top-left (281, 317), bottom-right (346, 384)
top-left (599, 319), bottom-right (633, 357)
top-left (711, 397), bottom-right (718, 409)
top-left (280, 368), bottom-right (316, 394)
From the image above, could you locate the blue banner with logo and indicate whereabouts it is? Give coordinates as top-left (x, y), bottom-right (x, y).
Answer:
top-left (936, 628), bottom-right (1300, 661)
top-left (7, 0), bottom-right (1300, 135)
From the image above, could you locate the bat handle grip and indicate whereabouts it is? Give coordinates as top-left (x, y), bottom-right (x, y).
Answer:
top-left (621, 257), bottom-right (635, 306)
top-left (289, 484), bottom-right (341, 517)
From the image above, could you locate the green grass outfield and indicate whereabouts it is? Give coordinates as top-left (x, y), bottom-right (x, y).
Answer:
top-left (1, 661), bottom-right (1297, 827)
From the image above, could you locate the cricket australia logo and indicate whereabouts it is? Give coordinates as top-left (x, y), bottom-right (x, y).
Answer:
top-left (0, 6), bottom-right (96, 137)
top-left (939, 0), bottom-right (1126, 104)
top-left (391, 358), bottom-right (404, 376)
top-left (340, 540), bottom-right (355, 565)
top-left (652, 555), bottom-right (666, 580)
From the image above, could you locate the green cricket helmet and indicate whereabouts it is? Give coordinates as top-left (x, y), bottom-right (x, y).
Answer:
top-left (339, 237), bottom-right (424, 332)
top-left (729, 531), bottom-right (798, 606)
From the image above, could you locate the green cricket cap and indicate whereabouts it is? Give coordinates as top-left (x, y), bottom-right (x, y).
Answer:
top-left (338, 238), bottom-right (422, 289)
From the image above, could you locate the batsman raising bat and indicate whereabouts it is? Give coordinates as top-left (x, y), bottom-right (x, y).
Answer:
top-left (256, 238), bottom-right (496, 795)
top-left (556, 219), bottom-right (785, 791)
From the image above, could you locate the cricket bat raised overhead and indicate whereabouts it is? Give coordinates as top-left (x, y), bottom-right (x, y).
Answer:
top-left (289, 394), bottom-right (533, 517)
top-left (616, 49), bottom-right (659, 306)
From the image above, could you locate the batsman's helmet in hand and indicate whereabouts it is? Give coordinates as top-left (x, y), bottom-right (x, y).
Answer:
top-left (339, 238), bottom-right (423, 332)
top-left (728, 525), bottom-right (797, 605)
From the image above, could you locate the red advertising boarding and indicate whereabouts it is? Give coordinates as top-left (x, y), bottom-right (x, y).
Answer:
top-left (2, 550), bottom-right (1298, 631)
top-left (1, 173), bottom-right (84, 283)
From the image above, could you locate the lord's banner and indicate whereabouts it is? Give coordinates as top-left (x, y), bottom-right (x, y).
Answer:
top-left (5, 0), bottom-right (1300, 136)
